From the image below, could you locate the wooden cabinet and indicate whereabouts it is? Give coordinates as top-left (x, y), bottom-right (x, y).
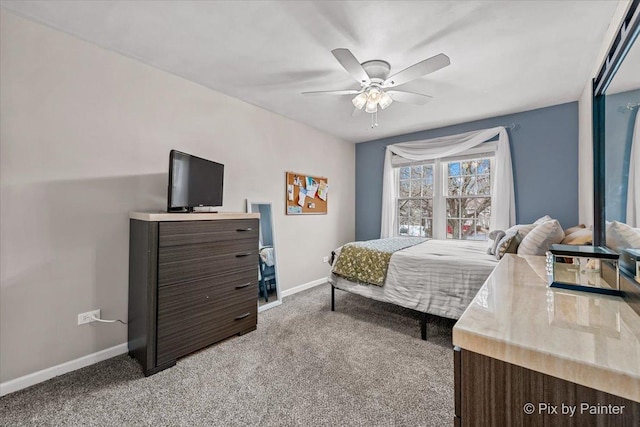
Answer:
top-left (453, 255), bottom-right (640, 425)
top-left (454, 348), bottom-right (640, 427)
top-left (128, 213), bottom-right (259, 376)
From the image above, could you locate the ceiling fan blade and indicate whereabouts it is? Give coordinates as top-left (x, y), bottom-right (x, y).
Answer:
top-left (386, 90), bottom-right (433, 105)
top-left (352, 107), bottom-right (363, 117)
top-left (383, 53), bottom-right (450, 88)
top-left (302, 89), bottom-right (361, 96)
top-left (331, 48), bottom-right (371, 85)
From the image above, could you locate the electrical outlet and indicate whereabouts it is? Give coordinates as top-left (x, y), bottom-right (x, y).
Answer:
top-left (323, 256), bottom-right (329, 263)
top-left (78, 309), bottom-right (101, 325)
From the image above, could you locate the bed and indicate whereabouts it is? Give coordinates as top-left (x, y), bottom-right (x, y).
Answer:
top-left (328, 238), bottom-right (499, 339)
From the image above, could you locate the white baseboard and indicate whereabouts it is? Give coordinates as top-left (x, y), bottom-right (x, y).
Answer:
top-left (1, 279), bottom-right (327, 396)
top-left (0, 343), bottom-right (128, 397)
top-left (281, 277), bottom-right (327, 298)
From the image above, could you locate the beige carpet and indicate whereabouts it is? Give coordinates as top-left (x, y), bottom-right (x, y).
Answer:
top-left (0, 283), bottom-right (456, 426)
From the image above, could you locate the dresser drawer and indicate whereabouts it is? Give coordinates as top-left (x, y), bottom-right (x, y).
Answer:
top-left (159, 219), bottom-right (258, 247)
top-left (157, 268), bottom-right (257, 318)
top-left (156, 298), bottom-right (256, 366)
top-left (158, 240), bottom-right (257, 286)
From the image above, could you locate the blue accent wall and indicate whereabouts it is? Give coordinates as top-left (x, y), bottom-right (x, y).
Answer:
top-left (355, 102), bottom-right (579, 241)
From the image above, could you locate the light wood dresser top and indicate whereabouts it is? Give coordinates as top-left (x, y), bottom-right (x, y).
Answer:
top-left (130, 212), bottom-right (259, 222)
top-left (453, 254), bottom-right (640, 402)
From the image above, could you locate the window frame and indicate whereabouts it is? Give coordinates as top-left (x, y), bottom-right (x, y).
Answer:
top-left (394, 143), bottom-right (497, 240)
top-left (396, 162), bottom-right (435, 238)
top-left (442, 157), bottom-right (494, 241)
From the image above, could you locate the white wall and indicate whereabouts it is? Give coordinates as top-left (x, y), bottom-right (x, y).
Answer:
top-left (0, 10), bottom-right (355, 383)
top-left (577, 1), bottom-right (630, 225)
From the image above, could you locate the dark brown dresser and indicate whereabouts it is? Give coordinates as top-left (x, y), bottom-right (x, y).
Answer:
top-left (128, 212), bottom-right (260, 376)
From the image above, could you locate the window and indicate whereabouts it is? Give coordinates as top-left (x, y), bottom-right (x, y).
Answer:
top-left (398, 164), bottom-right (433, 237)
top-left (445, 158), bottom-right (492, 240)
top-left (397, 155), bottom-right (493, 240)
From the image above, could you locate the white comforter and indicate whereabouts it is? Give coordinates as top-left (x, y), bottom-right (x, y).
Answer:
top-left (329, 239), bottom-right (498, 319)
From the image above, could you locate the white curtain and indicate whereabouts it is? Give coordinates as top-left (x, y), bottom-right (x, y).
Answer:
top-left (626, 114), bottom-right (640, 227)
top-left (381, 127), bottom-right (515, 238)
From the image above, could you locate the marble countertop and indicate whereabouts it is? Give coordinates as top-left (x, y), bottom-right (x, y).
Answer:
top-left (130, 212), bottom-right (259, 221)
top-left (453, 254), bottom-right (640, 403)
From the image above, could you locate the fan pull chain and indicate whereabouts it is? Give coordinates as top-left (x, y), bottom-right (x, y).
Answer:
top-left (370, 109), bottom-right (379, 129)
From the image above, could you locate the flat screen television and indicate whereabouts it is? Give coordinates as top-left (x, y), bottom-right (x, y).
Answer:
top-left (167, 150), bottom-right (224, 212)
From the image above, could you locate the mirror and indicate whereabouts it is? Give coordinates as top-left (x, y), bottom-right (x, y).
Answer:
top-left (247, 201), bottom-right (282, 311)
top-left (593, 2), bottom-right (640, 294)
top-left (602, 14), bottom-right (640, 254)
top-left (604, 35), bottom-right (640, 229)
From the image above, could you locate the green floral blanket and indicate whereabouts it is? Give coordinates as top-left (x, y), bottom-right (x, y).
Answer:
top-left (332, 237), bottom-right (428, 286)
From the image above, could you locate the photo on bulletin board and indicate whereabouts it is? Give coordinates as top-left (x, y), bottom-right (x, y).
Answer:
top-left (285, 171), bottom-right (328, 215)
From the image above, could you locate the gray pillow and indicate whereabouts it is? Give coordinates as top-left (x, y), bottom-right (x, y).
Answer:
top-left (487, 230), bottom-right (506, 255)
top-left (495, 230), bottom-right (523, 260)
top-left (494, 223), bottom-right (537, 260)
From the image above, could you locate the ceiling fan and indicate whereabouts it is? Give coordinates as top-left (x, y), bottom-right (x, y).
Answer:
top-left (302, 48), bottom-right (450, 126)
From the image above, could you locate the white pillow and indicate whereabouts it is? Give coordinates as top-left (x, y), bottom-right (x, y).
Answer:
top-left (505, 223), bottom-right (536, 238)
top-left (517, 220), bottom-right (565, 256)
top-left (561, 228), bottom-right (593, 245)
top-left (606, 221), bottom-right (640, 251)
top-left (534, 215), bottom-right (552, 225)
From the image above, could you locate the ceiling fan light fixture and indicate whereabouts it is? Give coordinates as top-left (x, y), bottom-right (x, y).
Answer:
top-left (378, 91), bottom-right (393, 109)
top-left (303, 48), bottom-right (448, 122)
top-left (365, 100), bottom-right (378, 114)
top-left (367, 87), bottom-right (382, 103)
top-left (352, 92), bottom-right (367, 110)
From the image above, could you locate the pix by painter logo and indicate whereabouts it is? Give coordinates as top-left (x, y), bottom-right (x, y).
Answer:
top-left (525, 402), bottom-right (573, 416)
top-left (523, 403), bottom-right (535, 415)
top-left (523, 402), bottom-right (626, 417)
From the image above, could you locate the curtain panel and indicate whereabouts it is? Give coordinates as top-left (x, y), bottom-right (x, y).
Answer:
top-left (627, 115), bottom-right (640, 227)
top-left (381, 127), bottom-right (516, 238)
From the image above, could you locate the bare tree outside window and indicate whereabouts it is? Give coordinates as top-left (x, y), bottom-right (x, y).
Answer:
top-left (446, 158), bottom-right (491, 240)
top-left (397, 157), bottom-right (492, 240)
top-left (398, 164), bottom-right (433, 237)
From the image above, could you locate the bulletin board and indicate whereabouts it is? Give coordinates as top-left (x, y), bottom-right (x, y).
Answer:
top-left (285, 172), bottom-right (329, 215)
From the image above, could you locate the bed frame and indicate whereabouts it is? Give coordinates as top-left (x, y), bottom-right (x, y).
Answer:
top-left (330, 284), bottom-right (429, 340)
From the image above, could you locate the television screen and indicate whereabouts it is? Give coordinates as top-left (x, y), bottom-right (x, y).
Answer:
top-left (167, 150), bottom-right (224, 212)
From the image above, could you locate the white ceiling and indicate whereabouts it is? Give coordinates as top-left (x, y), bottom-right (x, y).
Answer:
top-left (1, 1), bottom-right (620, 143)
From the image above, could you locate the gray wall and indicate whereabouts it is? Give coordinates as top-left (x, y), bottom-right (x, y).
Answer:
top-left (355, 102), bottom-right (579, 240)
top-left (0, 11), bottom-right (355, 384)
top-left (604, 89), bottom-right (640, 223)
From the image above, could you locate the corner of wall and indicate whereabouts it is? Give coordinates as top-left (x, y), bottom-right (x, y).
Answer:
top-left (578, 85), bottom-right (594, 226)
